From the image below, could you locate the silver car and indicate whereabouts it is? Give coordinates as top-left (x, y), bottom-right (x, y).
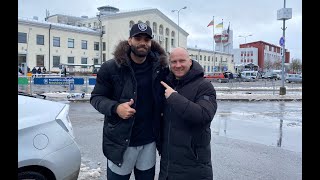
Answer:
top-left (18, 93), bottom-right (81, 180)
top-left (285, 74), bottom-right (302, 83)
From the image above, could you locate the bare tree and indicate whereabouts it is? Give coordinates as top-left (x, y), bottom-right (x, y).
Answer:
top-left (290, 58), bottom-right (302, 73)
top-left (264, 59), bottom-right (273, 71)
top-left (273, 59), bottom-right (282, 70)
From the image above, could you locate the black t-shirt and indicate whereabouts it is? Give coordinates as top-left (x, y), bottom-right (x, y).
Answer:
top-left (129, 58), bottom-right (155, 146)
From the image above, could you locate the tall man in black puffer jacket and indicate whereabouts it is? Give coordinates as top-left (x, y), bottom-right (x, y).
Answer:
top-left (90, 22), bottom-right (169, 180)
top-left (159, 47), bottom-right (217, 180)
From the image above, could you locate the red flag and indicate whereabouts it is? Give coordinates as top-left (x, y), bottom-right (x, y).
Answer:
top-left (207, 20), bottom-right (214, 27)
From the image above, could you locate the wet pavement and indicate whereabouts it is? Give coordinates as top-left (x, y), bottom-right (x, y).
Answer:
top-left (69, 101), bottom-right (302, 180)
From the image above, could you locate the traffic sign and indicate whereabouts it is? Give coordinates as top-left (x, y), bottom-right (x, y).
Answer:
top-left (279, 37), bottom-right (285, 46)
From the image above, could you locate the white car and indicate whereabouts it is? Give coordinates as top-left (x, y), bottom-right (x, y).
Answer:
top-left (18, 93), bottom-right (81, 180)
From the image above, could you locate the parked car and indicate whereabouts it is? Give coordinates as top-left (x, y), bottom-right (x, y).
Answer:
top-left (261, 72), bottom-right (279, 80)
top-left (204, 72), bottom-right (229, 83)
top-left (18, 92), bottom-right (81, 180)
top-left (240, 71), bottom-right (258, 82)
top-left (286, 74), bottom-right (302, 83)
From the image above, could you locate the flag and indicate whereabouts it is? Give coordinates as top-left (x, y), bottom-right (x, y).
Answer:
top-left (216, 22), bottom-right (223, 28)
top-left (226, 22), bottom-right (230, 34)
top-left (207, 20), bottom-right (214, 27)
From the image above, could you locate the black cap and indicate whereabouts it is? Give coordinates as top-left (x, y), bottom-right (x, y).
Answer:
top-left (130, 22), bottom-right (153, 39)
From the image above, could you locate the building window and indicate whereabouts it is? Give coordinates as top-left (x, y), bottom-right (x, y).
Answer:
top-left (52, 56), bottom-right (60, 67)
top-left (146, 21), bottom-right (150, 27)
top-left (68, 38), bottom-right (74, 48)
top-left (103, 42), bottom-right (106, 51)
top-left (36, 35), bottom-right (44, 45)
top-left (81, 40), bottom-right (87, 49)
top-left (68, 57), bottom-right (74, 64)
top-left (94, 58), bottom-right (99, 65)
top-left (200, 55), bottom-right (202, 60)
top-left (204, 56), bottom-right (206, 61)
top-left (103, 53), bottom-right (106, 62)
top-left (159, 25), bottom-right (164, 35)
top-left (153, 22), bottom-right (157, 33)
top-left (94, 42), bottom-right (99, 51)
top-left (36, 55), bottom-right (44, 67)
top-left (171, 31), bottom-right (175, 37)
top-left (18, 32), bottom-right (27, 43)
top-left (166, 28), bottom-right (169, 36)
top-left (81, 57), bottom-right (88, 68)
top-left (129, 21), bottom-right (135, 28)
top-left (53, 37), bottom-right (60, 47)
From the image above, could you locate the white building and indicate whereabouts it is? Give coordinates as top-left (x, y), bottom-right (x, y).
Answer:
top-left (18, 6), bottom-right (189, 73)
top-left (233, 47), bottom-right (258, 72)
top-left (18, 5), bottom-right (236, 74)
top-left (188, 48), bottom-right (234, 74)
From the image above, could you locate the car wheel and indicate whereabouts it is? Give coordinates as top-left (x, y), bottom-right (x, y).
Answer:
top-left (18, 171), bottom-right (46, 180)
top-left (67, 95), bottom-right (71, 99)
top-left (81, 93), bottom-right (85, 98)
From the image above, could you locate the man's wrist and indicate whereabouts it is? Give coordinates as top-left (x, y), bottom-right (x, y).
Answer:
top-left (112, 103), bottom-right (120, 115)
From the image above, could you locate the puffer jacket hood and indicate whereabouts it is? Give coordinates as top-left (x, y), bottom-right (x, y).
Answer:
top-left (112, 40), bottom-right (168, 68)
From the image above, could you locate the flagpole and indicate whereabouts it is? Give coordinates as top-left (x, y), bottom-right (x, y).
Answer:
top-left (212, 16), bottom-right (215, 72)
top-left (221, 19), bottom-right (223, 53)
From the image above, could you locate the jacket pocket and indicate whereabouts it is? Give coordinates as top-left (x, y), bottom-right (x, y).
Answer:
top-left (107, 116), bottom-right (121, 128)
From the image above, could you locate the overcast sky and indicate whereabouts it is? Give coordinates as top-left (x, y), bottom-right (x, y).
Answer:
top-left (18, 0), bottom-right (302, 60)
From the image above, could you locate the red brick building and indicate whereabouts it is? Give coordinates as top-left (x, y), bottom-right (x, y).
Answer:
top-left (240, 41), bottom-right (290, 71)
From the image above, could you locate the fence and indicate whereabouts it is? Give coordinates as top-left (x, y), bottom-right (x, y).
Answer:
top-left (18, 75), bottom-right (302, 96)
top-left (18, 75), bottom-right (97, 95)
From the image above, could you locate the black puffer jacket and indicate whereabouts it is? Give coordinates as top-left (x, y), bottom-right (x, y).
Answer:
top-left (90, 40), bottom-right (169, 167)
top-left (159, 60), bottom-right (217, 180)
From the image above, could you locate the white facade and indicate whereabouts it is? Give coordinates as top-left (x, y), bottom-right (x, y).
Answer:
top-left (18, 18), bottom-right (100, 72)
top-left (188, 48), bottom-right (235, 73)
top-left (233, 47), bottom-right (259, 67)
top-left (18, 7), bottom-right (189, 72)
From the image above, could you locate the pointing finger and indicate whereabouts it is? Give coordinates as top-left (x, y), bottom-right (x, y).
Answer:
top-left (160, 81), bottom-right (171, 89)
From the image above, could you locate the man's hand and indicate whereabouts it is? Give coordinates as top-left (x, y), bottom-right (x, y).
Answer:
top-left (160, 81), bottom-right (177, 99)
top-left (116, 99), bottom-right (136, 119)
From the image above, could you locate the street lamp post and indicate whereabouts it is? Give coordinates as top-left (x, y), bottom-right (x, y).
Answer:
top-left (172, 6), bottom-right (187, 47)
top-left (238, 34), bottom-right (252, 70)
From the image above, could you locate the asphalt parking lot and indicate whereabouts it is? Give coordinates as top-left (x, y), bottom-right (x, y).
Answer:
top-left (70, 101), bottom-right (302, 180)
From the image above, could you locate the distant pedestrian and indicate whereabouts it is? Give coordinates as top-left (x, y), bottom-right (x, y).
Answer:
top-left (32, 67), bottom-right (37, 74)
top-left (37, 67), bottom-right (42, 74)
top-left (229, 72), bottom-right (234, 79)
top-left (42, 66), bottom-right (47, 74)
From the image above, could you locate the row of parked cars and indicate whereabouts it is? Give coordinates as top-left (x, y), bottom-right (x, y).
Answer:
top-left (18, 92), bottom-right (81, 180)
top-left (204, 71), bottom-right (302, 83)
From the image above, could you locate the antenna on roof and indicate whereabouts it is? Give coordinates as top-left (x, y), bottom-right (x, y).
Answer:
top-left (45, 9), bottom-right (50, 21)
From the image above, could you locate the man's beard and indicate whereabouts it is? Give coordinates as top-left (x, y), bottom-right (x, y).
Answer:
top-left (130, 45), bottom-right (150, 58)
